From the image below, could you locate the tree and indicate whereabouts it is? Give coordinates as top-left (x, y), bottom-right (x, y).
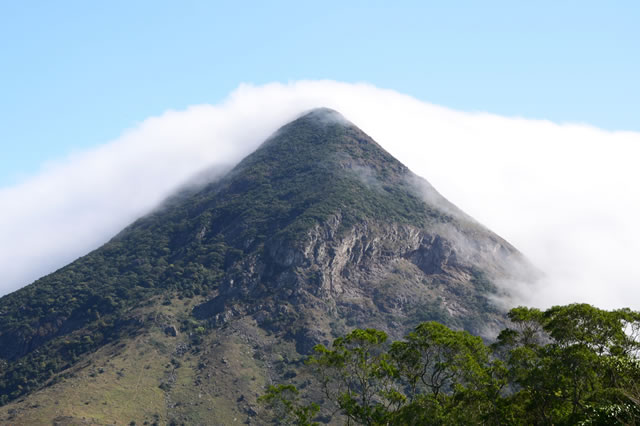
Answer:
top-left (259, 384), bottom-right (320, 426)
top-left (390, 321), bottom-right (503, 424)
top-left (261, 304), bottom-right (640, 425)
top-left (494, 304), bottom-right (640, 424)
top-left (308, 328), bottom-right (401, 426)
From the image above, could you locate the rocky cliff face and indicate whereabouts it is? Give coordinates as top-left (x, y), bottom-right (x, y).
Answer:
top-left (194, 212), bottom-right (527, 355)
top-left (0, 108), bottom-right (535, 423)
top-left (183, 108), bottom-right (532, 351)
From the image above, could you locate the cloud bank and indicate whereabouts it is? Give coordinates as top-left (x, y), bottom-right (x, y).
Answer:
top-left (1, 81), bottom-right (639, 310)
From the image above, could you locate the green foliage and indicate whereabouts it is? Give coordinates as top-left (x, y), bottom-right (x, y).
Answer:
top-left (264, 304), bottom-right (640, 425)
top-left (259, 384), bottom-right (320, 426)
top-left (391, 322), bottom-right (490, 398)
top-left (498, 304), bottom-right (640, 424)
top-left (308, 329), bottom-right (400, 425)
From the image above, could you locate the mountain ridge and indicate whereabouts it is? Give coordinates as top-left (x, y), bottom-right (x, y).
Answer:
top-left (0, 108), bottom-right (534, 423)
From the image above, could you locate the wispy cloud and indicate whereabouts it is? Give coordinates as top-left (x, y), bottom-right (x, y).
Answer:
top-left (1, 81), bottom-right (638, 310)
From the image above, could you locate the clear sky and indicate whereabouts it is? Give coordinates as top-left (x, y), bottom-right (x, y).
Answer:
top-left (1, 1), bottom-right (638, 186)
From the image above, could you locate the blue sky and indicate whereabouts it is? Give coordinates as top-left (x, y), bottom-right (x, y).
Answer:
top-left (1, 1), bottom-right (638, 186)
top-left (1, 3), bottom-right (640, 306)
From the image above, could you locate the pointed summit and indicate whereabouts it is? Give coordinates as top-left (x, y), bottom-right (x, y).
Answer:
top-left (235, 106), bottom-right (408, 179)
top-left (297, 106), bottom-right (347, 121)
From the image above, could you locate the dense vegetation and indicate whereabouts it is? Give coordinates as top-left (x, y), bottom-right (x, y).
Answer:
top-left (0, 215), bottom-right (231, 404)
top-left (261, 303), bottom-right (640, 425)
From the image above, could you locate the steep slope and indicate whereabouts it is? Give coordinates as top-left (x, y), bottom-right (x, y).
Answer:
top-left (0, 108), bottom-right (534, 423)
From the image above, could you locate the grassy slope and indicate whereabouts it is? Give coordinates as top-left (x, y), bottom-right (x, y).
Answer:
top-left (0, 292), bottom-right (298, 425)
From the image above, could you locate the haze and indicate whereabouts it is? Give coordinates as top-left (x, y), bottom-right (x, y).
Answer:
top-left (0, 81), bottom-right (638, 310)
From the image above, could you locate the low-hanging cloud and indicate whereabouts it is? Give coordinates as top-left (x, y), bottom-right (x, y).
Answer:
top-left (1, 81), bottom-right (638, 311)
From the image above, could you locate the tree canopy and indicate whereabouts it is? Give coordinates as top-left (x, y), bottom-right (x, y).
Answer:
top-left (261, 303), bottom-right (640, 425)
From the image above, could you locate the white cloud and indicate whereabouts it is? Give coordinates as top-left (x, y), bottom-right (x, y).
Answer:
top-left (1, 81), bottom-right (638, 310)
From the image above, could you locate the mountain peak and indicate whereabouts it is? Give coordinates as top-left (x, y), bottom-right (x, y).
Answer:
top-left (0, 109), bottom-right (534, 420)
top-left (295, 107), bottom-right (348, 123)
top-left (238, 106), bottom-right (407, 181)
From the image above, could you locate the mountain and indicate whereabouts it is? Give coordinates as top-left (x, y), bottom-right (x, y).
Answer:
top-left (0, 108), bottom-right (533, 424)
